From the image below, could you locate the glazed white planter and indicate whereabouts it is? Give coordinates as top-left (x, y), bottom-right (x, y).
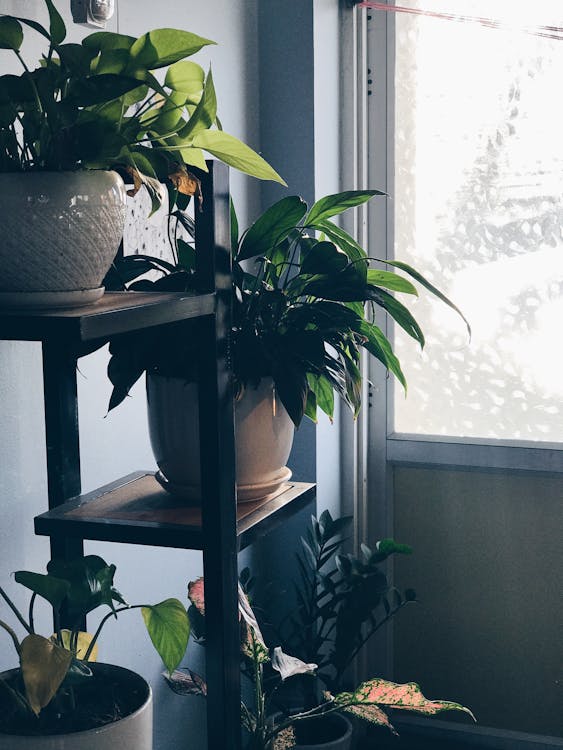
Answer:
top-left (0, 664), bottom-right (152, 750)
top-left (0, 170), bottom-right (127, 308)
top-left (147, 375), bottom-right (295, 502)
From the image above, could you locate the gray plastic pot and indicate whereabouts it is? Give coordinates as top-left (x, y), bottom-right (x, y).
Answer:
top-left (0, 663), bottom-right (152, 750)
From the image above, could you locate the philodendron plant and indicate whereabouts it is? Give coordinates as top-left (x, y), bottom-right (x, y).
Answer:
top-left (105, 190), bottom-right (469, 421)
top-left (164, 577), bottom-right (474, 750)
top-left (0, 0), bottom-right (283, 211)
top-left (0, 555), bottom-right (189, 734)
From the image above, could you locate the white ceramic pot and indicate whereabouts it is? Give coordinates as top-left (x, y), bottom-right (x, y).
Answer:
top-left (0, 170), bottom-right (127, 308)
top-left (146, 375), bottom-right (295, 503)
top-left (0, 664), bottom-right (152, 750)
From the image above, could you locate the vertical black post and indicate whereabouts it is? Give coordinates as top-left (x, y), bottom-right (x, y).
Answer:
top-left (196, 162), bottom-right (240, 750)
top-left (42, 340), bottom-right (84, 565)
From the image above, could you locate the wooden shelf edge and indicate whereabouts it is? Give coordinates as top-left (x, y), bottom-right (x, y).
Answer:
top-left (34, 472), bottom-right (316, 551)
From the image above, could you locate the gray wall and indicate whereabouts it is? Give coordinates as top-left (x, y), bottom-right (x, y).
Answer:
top-left (0, 1), bottom-right (344, 748)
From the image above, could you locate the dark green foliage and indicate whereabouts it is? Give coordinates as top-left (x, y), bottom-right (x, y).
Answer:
top-left (280, 511), bottom-right (416, 694)
top-left (106, 189), bottom-right (468, 422)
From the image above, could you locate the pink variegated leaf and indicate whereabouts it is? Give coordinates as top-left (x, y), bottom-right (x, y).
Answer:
top-left (334, 678), bottom-right (475, 721)
top-left (187, 577), bottom-right (205, 615)
top-left (342, 702), bottom-right (397, 734)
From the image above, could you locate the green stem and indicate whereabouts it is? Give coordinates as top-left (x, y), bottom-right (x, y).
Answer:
top-left (0, 618), bottom-right (22, 656)
top-left (28, 593), bottom-right (36, 635)
top-left (83, 605), bottom-right (140, 661)
top-left (0, 586), bottom-right (31, 634)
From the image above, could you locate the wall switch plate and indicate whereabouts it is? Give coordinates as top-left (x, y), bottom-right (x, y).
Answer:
top-left (71, 0), bottom-right (115, 28)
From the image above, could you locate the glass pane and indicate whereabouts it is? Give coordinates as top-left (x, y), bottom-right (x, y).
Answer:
top-left (392, 1), bottom-right (563, 441)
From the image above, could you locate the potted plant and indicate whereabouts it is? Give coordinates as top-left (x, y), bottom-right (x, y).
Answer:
top-left (164, 576), bottom-right (474, 750)
top-left (0, 554), bottom-right (190, 748)
top-left (0, 0), bottom-right (283, 308)
top-left (106, 190), bottom-right (469, 501)
top-left (258, 510), bottom-right (417, 699)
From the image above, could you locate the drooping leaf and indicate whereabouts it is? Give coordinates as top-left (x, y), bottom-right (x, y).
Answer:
top-left (164, 668), bottom-right (207, 696)
top-left (305, 189), bottom-right (385, 225)
top-left (366, 287), bottom-right (425, 347)
top-left (46, 556), bottom-right (125, 621)
top-left (14, 571), bottom-right (69, 610)
top-left (191, 129), bottom-right (286, 185)
top-left (142, 598), bottom-right (190, 675)
top-left (237, 196), bottom-right (307, 261)
top-left (367, 269), bottom-right (418, 295)
top-left (20, 634), bottom-right (72, 715)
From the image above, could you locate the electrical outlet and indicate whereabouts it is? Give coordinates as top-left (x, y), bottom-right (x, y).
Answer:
top-left (71, 0), bottom-right (115, 28)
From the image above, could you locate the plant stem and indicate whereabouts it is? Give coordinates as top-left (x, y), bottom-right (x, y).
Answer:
top-left (28, 593), bottom-right (36, 634)
top-left (83, 605), bottom-right (140, 661)
top-left (0, 586), bottom-right (31, 634)
top-left (0, 618), bottom-right (22, 656)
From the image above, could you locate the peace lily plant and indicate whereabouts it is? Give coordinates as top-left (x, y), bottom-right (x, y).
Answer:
top-left (0, 0), bottom-right (284, 210)
top-left (164, 577), bottom-right (474, 750)
top-left (0, 556), bottom-right (189, 735)
top-left (106, 190), bottom-right (469, 425)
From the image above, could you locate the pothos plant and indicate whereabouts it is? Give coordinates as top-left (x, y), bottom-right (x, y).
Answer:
top-left (105, 190), bottom-right (470, 423)
top-left (0, 555), bottom-right (189, 735)
top-left (164, 577), bottom-right (474, 750)
top-left (0, 0), bottom-right (284, 212)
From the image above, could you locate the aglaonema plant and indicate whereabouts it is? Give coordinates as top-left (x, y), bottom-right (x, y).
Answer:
top-left (0, 556), bottom-right (189, 733)
top-left (164, 577), bottom-right (474, 750)
top-left (0, 0), bottom-right (284, 212)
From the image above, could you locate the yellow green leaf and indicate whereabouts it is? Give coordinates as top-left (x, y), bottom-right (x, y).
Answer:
top-left (20, 634), bottom-right (72, 715)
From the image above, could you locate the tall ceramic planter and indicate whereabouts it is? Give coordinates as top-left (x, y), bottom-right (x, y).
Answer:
top-left (0, 171), bottom-right (127, 309)
top-left (147, 375), bottom-right (295, 502)
top-left (0, 664), bottom-right (152, 750)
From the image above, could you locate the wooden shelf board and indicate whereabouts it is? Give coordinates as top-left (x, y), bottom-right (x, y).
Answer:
top-left (0, 291), bottom-right (215, 343)
top-left (34, 472), bottom-right (316, 551)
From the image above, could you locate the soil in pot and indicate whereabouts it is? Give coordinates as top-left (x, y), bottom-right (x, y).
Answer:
top-left (0, 663), bottom-right (150, 736)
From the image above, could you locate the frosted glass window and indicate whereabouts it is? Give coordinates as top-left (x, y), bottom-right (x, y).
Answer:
top-left (391, 2), bottom-right (563, 441)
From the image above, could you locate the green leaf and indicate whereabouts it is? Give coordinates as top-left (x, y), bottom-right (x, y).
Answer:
top-left (366, 288), bottom-right (425, 347)
top-left (305, 189), bottom-right (385, 225)
top-left (14, 571), bottom-right (70, 610)
top-left (83, 31), bottom-right (136, 54)
top-left (237, 196), bottom-right (307, 261)
top-left (177, 67), bottom-right (217, 140)
top-left (67, 73), bottom-right (144, 107)
top-left (45, 0), bottom-right (66, 46)
top-left (191, 129), bottom-right (286, 185)
top-left (367, 269), bottom-right (418, 295)
top-left (46, 556), bottom-right (124, 621)
top-left (142, 598), bottom-right (190, 675)
top-left (165, 60), bottom-right (205, 94)
top-left (383, 259), bottom-right (471, 337)
top-left (20, 634), bottom-right (73, 715)
top-left (129, 29), bottom-right (216, 70)
top-left (300, 241), bottom-right (349, 276)
top-left (307, 373), bottom-right (335, 420)
top-left (0, 17), bottom-right (23, 51)
top-left (230, 199), bottom-right (239, 255)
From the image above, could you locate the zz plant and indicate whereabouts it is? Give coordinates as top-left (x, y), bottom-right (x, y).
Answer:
top-left (0, 0), bottom-right (283, 211)
top-left (0, 555), bottom-right (189, 734)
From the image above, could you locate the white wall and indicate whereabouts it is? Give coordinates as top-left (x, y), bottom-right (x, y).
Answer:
top-left (0, 2), bottom-right (261, 748)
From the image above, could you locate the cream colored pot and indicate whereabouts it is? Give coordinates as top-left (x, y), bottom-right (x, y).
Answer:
top-left (147, 375), bottom-right (295, 503)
